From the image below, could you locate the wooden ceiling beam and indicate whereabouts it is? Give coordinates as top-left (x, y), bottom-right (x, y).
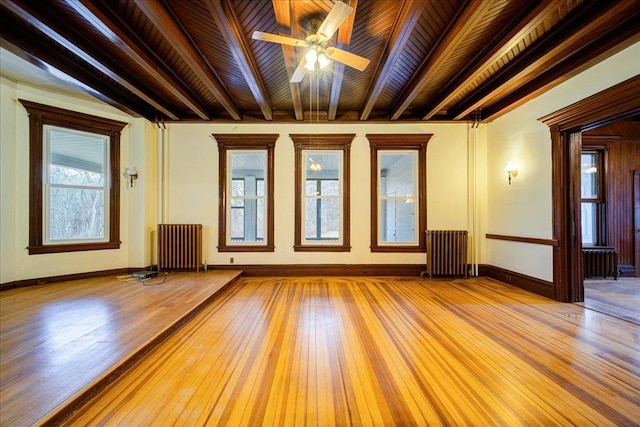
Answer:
top-left (389, 0), bottom-right (490, 121)
top-left (482, 20), bottom-right (640, 122)
top-left (449, 0), bottom-right (638, 121)
top-left (327, 0), bottom-right (358, 121)
top-left (135, 0), bottom-right (241, 120)
top-left (420, 0), bottom-right (556, 121)
top-left (272, 0), bottom-right (303, 121)
top-left (207, 0), bottom-right (273, 121)
top-left (0, 34), bottom-right (148, 119)
top-left (68, 0), bottom-right (210, 120)
top-left (359, 0), bottom-right (425, 121)
top-left (2, 0), bottom-right (180, 120)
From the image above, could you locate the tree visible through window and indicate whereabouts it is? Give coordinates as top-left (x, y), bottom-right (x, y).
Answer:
top-left (291, 134), bottom-right (353, 252)
top-left (21, 100), bottom-right (126, 255)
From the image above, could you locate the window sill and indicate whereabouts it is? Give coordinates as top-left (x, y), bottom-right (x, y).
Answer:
top-left (28, 242), bottom-right (121, 255)
top-left (293, 245), bottom-right (351, 252)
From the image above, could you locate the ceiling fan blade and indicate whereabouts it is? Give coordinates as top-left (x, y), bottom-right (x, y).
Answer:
top-left (316, 1), bottom-right (353, 40)
top-left (252, 31), bottom-right (308, 47)
top-left (290, 58), bottom-right (307, 83)
top-left (324, 47), bottom-right (370, 71)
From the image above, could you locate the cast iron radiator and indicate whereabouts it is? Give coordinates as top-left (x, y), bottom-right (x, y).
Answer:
top-left (583, 247), bottom-right (618, 280)
top-left (158, 224), bottom-right (202, 272)
top-left (425, 230), bottom-right (468, 278)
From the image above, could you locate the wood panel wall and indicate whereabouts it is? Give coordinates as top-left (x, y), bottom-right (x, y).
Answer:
top-left (585, 137), bottom-right (640, 273)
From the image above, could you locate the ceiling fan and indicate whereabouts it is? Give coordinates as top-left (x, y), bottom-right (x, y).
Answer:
top-left (252, 1), bottom-right (370, 83)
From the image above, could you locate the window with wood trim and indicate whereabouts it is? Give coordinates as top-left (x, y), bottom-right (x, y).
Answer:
top-left (581, 149), bottom-right (606, 246)
top-left (367, 134), bottom-right (431, 253)
top-left (214, 134), bottom-right (277, 252)
top-left (290, 134), bottom-right (354, 252)
top-left (20, 100), bottom-right (126, 255)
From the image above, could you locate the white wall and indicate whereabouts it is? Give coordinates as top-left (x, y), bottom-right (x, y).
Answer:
top-left (164, 122), bottom-right (476, 267)
top-left (0, 79), bottom-right (153, 283)
top-left (486, 41), bottom-right (640, 282)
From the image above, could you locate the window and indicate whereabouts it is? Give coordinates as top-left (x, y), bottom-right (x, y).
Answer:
top-left (367, 134), bottom-right (431, 252)
top-left (20, 100), bottom-right (126, 254)
top-left (214, 134), bottom-right (277, 252)
top-left (581, 150), bottom-right (605, 246)
top-left (291, 134), bottom-right (354, 252)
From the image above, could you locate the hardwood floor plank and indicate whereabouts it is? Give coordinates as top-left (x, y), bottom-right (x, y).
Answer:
top-left (0, 270), bottom-right (242, 426)
top-left (40, 276), bottom-right (640, 426)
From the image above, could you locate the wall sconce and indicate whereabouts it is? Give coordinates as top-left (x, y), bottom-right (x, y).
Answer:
top-left (504, 161), bottom-right (518, 185)
top-left (125, 166), bottom-right (139, 188)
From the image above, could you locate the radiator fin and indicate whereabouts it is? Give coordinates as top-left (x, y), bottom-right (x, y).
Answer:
top-left (425, 230), bottom-right (468, 278)
top-left (583, 247), bottom-right (618, 280)
top-left (158, 224), bottom-right (202, 272)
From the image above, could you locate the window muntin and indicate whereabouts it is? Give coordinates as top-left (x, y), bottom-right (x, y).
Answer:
top-left (290, 134), bottom-right (353, 253)
top-left (227, 151), bottom-right (266, 245)
top-left (378, 151), bottom-right (418, 245)
top-left (302, 151), bottom-right (342, 244)
top-left (214, 134), bottom-right (277, 253)
top-left (367, 134), bottom-right (430, 253)
top-left (21, 99), bottom-right (125, 255)
top-left (580, 150), bottom-right (605, 246)
top-left (44, 125), bottom-right (110, 244)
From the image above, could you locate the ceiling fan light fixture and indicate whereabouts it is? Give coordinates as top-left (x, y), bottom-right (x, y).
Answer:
top-left (318, 53), bottom-right (330, 69)
top-left (305, 49), bottom-right (318, 70)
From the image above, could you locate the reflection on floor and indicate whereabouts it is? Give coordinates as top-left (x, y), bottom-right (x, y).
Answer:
top-left (578, 277), bottom-right (640, 325)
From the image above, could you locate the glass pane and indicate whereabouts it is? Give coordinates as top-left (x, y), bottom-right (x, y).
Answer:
top-left (305, 198), bottom-right (318, 239)
top-left (230, 152), bottom-right (266, 197)
top-left (49, 187), bottom-right (105, 240)
top-left (581, 202), bottom-right (597, 245)
top-left (321, 180), bottom-right (339, 196)
top-left (306, 180), bottom-right (318, 196)
top-left (379, 198), bottom-right (415, 243)
top-left (257, 179), bottom-right (264, 197)
top-left (379, 153), bottom-right (415, 197)
top-left (230, 208), bottom-right (244, 240)
top-left (230, 198), bottom-right (244, 207)
top-left (320, 198), bottom-right (339, 239)
top-left (49, 127), bottom-right (106, 186)
top-left (581, 153), bottom-right (599, 199)
top-left (231, 179), bottom-right (244, 197)
top-left (256, 199), bottom-right (264, 240)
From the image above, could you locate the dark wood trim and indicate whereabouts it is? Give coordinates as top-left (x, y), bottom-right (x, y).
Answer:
top-left (486, 234), bottom-right (558, 246)
top-left (206, 0), bottom-right (272, 120)
top-left (367, 134), bottom-right (431, 252)
top-left (0, 268), bottom-right (134, 292)
top-left (290, 134), bottom-right (354, 252)
top-left (359, 0), bottom-right (425, 120)
top-left (480, 264), bottom-right (555, 299)
top-left (135, 0), bottom-right (242, 120)
top-left (540, 74), bottom-right (640, 302)
top-left (328, 0), bottom-right (358, 121)
top-left (214, 134), bottom-right (278, 253)
top-left (19, 100), bottom-right (126, 256)
top-left (635, 170), bottom-right (640, 277)
top-left (211, 264), bottom-right (426, 277)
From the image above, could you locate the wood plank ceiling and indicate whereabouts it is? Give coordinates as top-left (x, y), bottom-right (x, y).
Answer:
top-left (1, 0), bottom-right (639, 123)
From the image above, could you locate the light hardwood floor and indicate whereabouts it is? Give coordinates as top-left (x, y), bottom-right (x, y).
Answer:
top-left (581, 277), bottom-right (640, 324)
top-left (0, 270), bottom-right (242, 426)
top-left (61, 276), bottom-right (640, 426)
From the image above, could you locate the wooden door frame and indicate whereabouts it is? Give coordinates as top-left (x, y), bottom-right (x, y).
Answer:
top-left (635, 170), bottom-right (640, 277)
top-left (540, 75), bottom-right (640, 302)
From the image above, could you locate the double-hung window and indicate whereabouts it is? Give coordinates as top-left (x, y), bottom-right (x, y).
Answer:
top-left (367, 134), bottom-right (431, 252)
top-left (21, 100), bottom-right (126, 254)
top-left (581, 150), bottom-right (605, 246)
top-left (291, 134), bottom-right (354, 252)
top-left (214, 134), bottom-right (277, 252)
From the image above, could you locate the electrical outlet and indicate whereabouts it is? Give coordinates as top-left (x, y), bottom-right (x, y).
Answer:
top-left (230, 257), bottom-right (234, 264)
top-left (505, 274), bottom-right (512, 281)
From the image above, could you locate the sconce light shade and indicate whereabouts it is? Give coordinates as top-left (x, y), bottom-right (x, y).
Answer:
top-left (126, 166), bottom-right (139, 188)
top-left (504, 161), bottom-right (518, 185)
